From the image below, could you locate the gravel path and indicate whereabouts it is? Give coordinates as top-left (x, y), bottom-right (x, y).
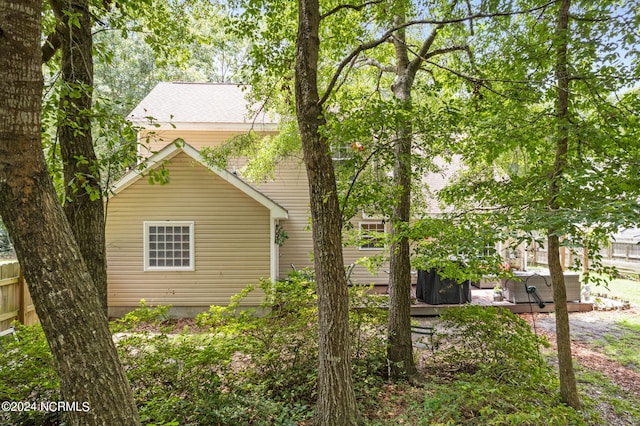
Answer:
top-left (521, 308), bottom-right (640, 399)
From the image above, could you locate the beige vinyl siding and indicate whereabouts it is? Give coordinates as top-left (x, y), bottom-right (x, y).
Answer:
top-left (342, 216), bottom-right (391, 287)
top-left (254, 158), bottom-right (390, 286)
top-left (106, 152), bottom-right (271, 309)
top-left (137, 128), bottom-right (390, 286)
top-left (139, 129), bottom-right (277, 158)
top-left (253, 158), bottom-right (314, 278)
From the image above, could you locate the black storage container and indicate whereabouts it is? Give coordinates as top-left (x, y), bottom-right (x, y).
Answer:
top-left (416, 269), bottom-right (472, 305)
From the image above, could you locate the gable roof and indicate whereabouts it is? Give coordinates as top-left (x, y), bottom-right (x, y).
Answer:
top-left (110, 142), bottom-right (288, 219)
top-left (128, 82), bottom-right (278, 132)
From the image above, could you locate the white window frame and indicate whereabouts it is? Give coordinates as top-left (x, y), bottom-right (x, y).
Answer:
top-left (331, 143), bottom-right (354, 161)
top-left (358, 221), bottom-right (386, 251)
top-left (144, 221), bottom-right (195, 271)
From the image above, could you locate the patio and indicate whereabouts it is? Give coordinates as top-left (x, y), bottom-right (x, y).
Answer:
top-left (410, 287), bottom-right (593, 316)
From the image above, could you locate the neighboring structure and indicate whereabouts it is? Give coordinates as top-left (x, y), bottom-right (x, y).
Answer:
top-left (106, 83), bottom-right (395, 316)
top-left (530, 228), bottom-right (640, 274)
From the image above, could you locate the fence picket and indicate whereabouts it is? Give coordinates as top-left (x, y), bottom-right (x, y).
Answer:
top-left (0, 262), bottom-right (38, 332)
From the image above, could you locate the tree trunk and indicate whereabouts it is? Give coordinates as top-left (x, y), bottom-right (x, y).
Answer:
top-left (548, 0), bottom-right (581, 409)
top-left (295, 0), bottom-right (360, 424)
top-left (0, 2), bottom-right (140, 424)
top-left (386, 13), bottom-right (441, 383)
top-left (54, 0), bottom-right (108, 315)
top-left (387, 74), bottom-right (418, 381)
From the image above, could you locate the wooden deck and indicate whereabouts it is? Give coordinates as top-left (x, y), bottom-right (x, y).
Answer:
top-left (410, 288), bottom-right (593, 316)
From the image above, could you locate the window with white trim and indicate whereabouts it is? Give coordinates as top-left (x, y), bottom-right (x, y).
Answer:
top-left (144, 221), bottom-right (194, 271)
top-left (359, 222), bottom-right (386, 250)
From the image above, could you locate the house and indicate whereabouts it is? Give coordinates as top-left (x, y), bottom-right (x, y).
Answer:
top-left (105, 82), bottom-right (395, 317)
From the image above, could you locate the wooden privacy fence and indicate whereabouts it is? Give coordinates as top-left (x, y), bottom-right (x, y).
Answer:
top-left (0, 261), bottom-right (38, 332)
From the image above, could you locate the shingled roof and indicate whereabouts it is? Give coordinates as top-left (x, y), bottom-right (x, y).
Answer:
top-left (128, 82), bottom-right (277, 130)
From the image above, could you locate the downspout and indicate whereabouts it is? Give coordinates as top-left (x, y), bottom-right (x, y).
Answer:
top-left (270, 216), bottom-right (279, 282)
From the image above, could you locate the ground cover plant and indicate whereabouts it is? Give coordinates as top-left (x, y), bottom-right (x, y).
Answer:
top-left (2, 275), bottom-right (640, 425)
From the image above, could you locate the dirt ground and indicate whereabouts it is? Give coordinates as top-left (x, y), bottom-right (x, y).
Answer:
top-left (520, 307), bottom-right (640, 399)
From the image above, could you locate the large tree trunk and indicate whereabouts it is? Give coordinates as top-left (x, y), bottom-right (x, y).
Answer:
top-left (295, 0), bottom-right (360, 424)
top-left (0, 2), bottom-right (140, 424)
top-left (548, 0), bottom-right (581, 410)
top-left (53, 0), bottom-right (108, 315)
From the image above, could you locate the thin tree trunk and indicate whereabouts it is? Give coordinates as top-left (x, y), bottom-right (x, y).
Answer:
top-left (0, 2), bottom-right (140, 424)
top-left (53, 0), bottom-right (108, 315)
top-left (388, 72), bottom-right (418, 381)
top-left (548, 0), bottom-right (581, 410)
top-left (295, 0), bottom-right (360, 424)
top-left (386, 12), bottom-right (441, 383)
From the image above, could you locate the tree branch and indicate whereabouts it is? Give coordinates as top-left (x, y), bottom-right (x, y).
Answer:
top-left (340, 139), bottom-right (393, 220)
top-left (423, 45), bottom-right (468, 60)
top-left (42, 0), bottom-right (65, 63)
top-left (408, 24), bottom-right (442, 77)
top-left (320, 36), bottom-right (392, 106)
top-left (42, 27), bottom-right (63, 63)
top-left (360, 57), bottom-right (395, 73)
top-left (321, 0), bottom-right (384, 20)
top-left (319, 0), bottom-right (556, 106)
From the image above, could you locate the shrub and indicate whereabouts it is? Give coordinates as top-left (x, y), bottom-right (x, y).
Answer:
top-left (116, 330), bottom-right (266, 425)
top-left (430, 305), bottom-right (552, 385)
top-left (110, 299), bottom-right (172, 332)
top-left (348, 284), bottom-right (388, 391)
top-left (196, 276), bottom-right (319, 411)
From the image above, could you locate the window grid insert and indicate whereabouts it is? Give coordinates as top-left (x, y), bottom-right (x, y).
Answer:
top-left (359, 222), bottom-right (386, 250)
top-left (145, 222), bottom-right (194, 270)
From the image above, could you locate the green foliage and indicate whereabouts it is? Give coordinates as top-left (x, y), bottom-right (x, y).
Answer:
top-left (200, 120), bottom-right (302, 184)
top-left (0, 324), bottom-right (61, 426)
top-left (111, 299), bottom-right (172, 332)
top-left (115, 330), bottom-right (282, 425)
top-left (408, 215), bottom-right (511, 283)
top-left (438, 1), bottom-right (640, 284)
top-left (4, 293), bottom-right (640, 424)
top-left (274, 223), bottom-right (288, 246)
top-left (196, 276), bottom-right (319, 409)
top-left (590, 319), bottom-right (640, 373)
top-left (397, 305), bottom-right (585, 425)
top-left (411, 378), bottom-right (585, 426)
top-left (578, 368), bottom-right (640, 424)
top-left (430, 305), bottom-right (551, 384)
top-left (348, 285), bottom-right (388, 393)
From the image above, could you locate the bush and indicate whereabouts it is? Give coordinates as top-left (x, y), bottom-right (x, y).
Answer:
top-left (116, 330), bottom-right (286, 425)
top-left (430, 305), bottom-right (551, 385)
top-left (110, 299), bottom-right (172, 332)
top-left (393, 306), bottom-right (585, 425)
top-left (348, 284), bottom-right (388, 391)
top-left (196, 276), bottom-right (319, 411)
top-left (0, 291), bottom-right (600, 425)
